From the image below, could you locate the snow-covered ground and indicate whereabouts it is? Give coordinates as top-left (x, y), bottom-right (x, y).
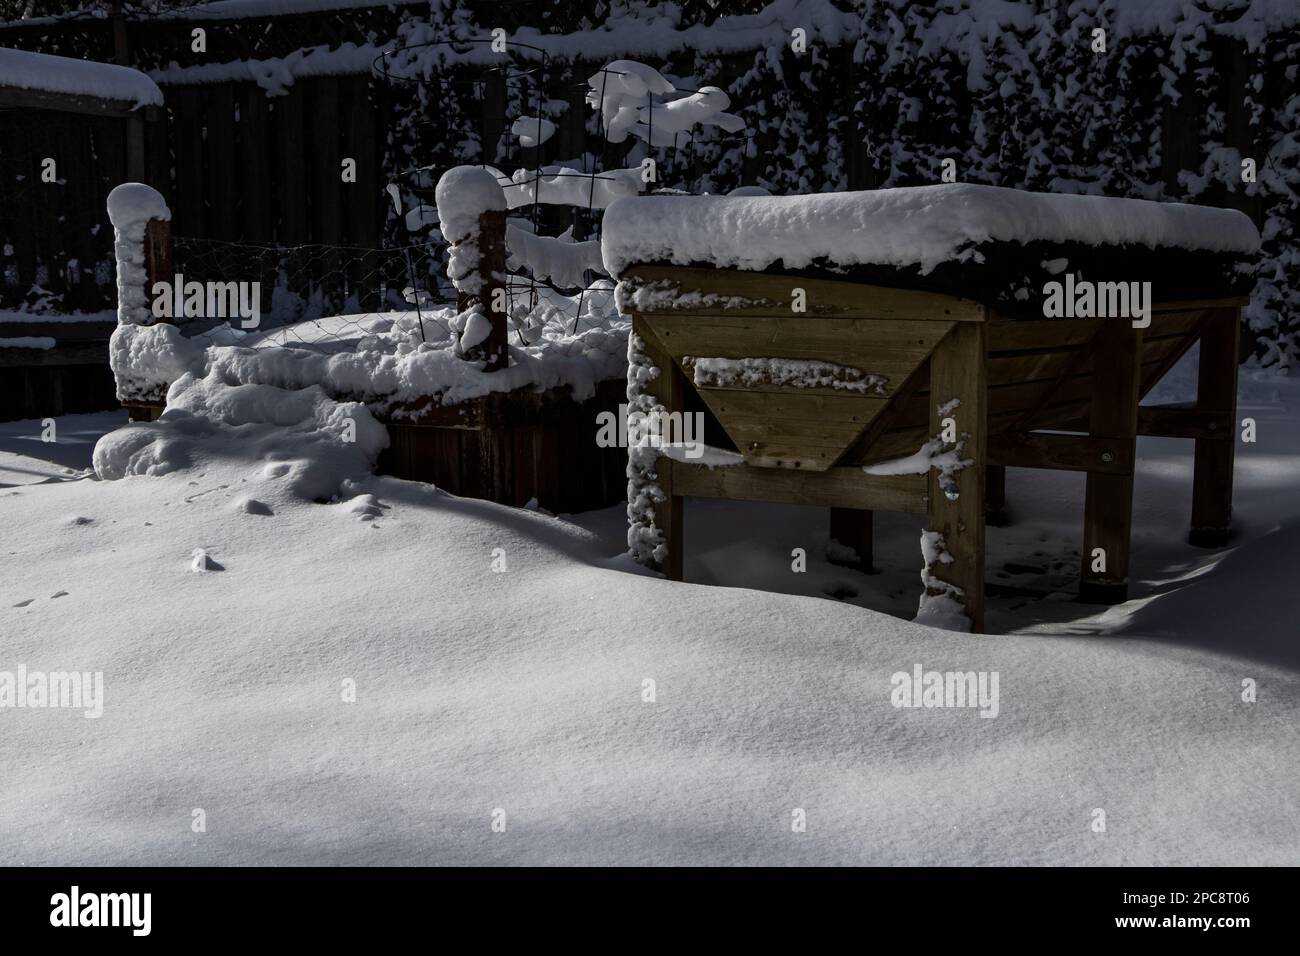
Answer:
top-left (0, 353), bottom-right (1297, 865)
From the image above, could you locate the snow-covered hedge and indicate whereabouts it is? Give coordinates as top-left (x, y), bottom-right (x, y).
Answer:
top-left (383, 0), bottom-right (1299, 367)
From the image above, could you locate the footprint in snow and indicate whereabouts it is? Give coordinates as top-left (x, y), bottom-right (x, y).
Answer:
top-left (12, 599), bottom-right (34, 608)
top-left (67, 516), bottom-right (93, 526)
top-left (264, 463), bottom-right (291, 479)
top-left (190, 549), bottom-right (225, 572)
top-left (348, 494), bottom-right (390, 521)
top-left (50, 591), bottom-right (68, 599)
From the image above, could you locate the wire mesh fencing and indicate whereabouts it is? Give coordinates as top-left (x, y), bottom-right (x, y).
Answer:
top-left (169, 235), bottom-right (454, 354)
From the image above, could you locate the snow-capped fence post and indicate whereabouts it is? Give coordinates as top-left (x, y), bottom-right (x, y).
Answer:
top-left (106, 182), bottom-right (171, 328)
top-left (471, 207), bottom-right (508, 372)
top-left (144, 217), bottom-right (172, 319)
top-left (435, 166), bottom-right (508, 373)
top-left (106, 183), bottom-right (200, 417)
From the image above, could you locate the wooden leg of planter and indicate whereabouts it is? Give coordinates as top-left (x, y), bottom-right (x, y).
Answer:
top-left (927, 321), bottom-right (987, 632)
top-left (1189, 307), bottom-right (1240, 548)
top-left (635, 316), bottom-right (686, 581)
top-left (829, 507), bottom-right (873, 572)
top-left (655, 479), bottom-right (684, 582)
top-left (1080, 321), bottom-right (1141, 604)
top-left (985, 464), bottom-right (1007, 525)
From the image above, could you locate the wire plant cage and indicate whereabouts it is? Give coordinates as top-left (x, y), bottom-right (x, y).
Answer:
top-left (373, 34), bottom-right (754, 334)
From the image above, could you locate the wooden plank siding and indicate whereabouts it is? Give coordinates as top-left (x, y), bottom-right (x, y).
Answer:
top-left (157, 75), bottom-right (386, 248)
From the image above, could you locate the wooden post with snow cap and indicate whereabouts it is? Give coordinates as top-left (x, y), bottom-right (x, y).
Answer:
top-left (106, 182), bottom-right (171, 328)
top-left (144, 217), bottom-right (172, 321)
top-left (436, 166), bottom-right (509, 372)
top-left (106, 183), bottom-right (176, 418)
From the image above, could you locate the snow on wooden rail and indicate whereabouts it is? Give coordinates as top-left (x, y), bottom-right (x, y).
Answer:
top-left (0, 48), bottom-right (163, 114)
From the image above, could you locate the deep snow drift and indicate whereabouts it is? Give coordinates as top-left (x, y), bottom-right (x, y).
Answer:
top-left (0, 354), bottom-right (1297, 865)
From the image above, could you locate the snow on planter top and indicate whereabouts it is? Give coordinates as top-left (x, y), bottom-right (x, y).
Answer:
top-left (0, 47), bottom-right (163, 110)
top-left (602, 185), bottom-right (1260, 278)
top-left (603, 185), bottom-right (1261, 318)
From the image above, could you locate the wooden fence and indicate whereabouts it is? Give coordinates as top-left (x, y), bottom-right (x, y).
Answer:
top-left (162, 75), bottom-right (385, 248)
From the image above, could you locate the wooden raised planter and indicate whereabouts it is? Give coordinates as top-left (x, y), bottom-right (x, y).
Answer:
top-left (622, 264), bottom-right (1246, 633)
top-left (127, 379), bottom-right (627, 514)
top-left (377, 380), bottom-right (626, 513)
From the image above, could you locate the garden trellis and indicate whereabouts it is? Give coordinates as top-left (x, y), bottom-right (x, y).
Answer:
top-left (375, 36), bottom-right (753, 341)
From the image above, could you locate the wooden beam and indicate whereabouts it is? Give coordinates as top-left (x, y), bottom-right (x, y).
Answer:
top-left (1137, 403), bottom-right (1233, 440)
top-left (208, 84), bottom-right (238, 239)
top-left (0, 343), bottom-right (108, 367)
top-left (1080, 321), bottom-right (1142, 604)
top-left (125, 114), bottom-right (146, 182)
top-left (0, 321), bottom-right (116, 342)
top-left (926, 320), bottom-right (987, 632)
top-left (668, 460), bottom-right (926, 513)
top-left (0, 86), bottom-right (143, 118)
top-left (622, 265), bottom-right (984, 322)
top-left (144, 218), bottom-right (172, 313)
top-left (124, 402), bottom-right (165, 423)
top-left (988, 432), bottom-right (1133, 474)
top-left (645, 313), bottom-right (952, 396)
top-left (1010, 320), bottom-right (1100, 432)
top-left (275, 91), bottom-right (307, 243)
top-left (1150, 296), bottom-right (1251, 313)
top-left (847, 357), bottom-right (931, 466)
top-left (239, 87), bottom-right (273, 242)
top-left (380, 396), bottom-right (486, 430)
top-left (1189, 307), bottom-right (1241, 546)
top-left (635, 316), bottom-right (685, 580)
